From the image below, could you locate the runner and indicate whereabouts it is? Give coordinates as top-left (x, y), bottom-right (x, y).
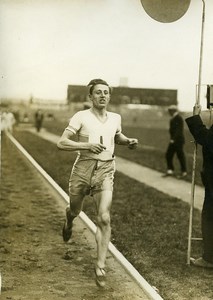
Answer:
top-left (57, 78), bottom-right (138, 287)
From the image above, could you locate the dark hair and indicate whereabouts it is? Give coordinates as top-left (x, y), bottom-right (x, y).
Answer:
top-left (87, 79), bottom-right (111, 95)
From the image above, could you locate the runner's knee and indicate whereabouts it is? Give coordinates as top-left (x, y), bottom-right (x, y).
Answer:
top-left (97, 212), bottom-right (110, 227)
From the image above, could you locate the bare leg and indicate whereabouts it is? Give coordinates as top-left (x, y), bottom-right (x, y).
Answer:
top-left (62, 194), bottom-right (84, 242)
top-left (93, 190), bottom-right (112, 286)
top-left (69, 194), bottom-right (85, 217)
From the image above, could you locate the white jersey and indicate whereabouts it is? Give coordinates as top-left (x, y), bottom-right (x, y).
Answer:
top-left (66, 109), bottom-right (122, 161)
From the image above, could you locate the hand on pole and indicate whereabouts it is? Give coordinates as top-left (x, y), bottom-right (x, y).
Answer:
top-left (193, 104), bottom-right (201, 116)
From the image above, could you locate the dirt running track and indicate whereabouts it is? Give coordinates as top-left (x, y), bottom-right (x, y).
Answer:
top-left (0, 134), bottom-right (150, 300)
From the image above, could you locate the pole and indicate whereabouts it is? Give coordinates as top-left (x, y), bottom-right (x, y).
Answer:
top-left (187, 0), bottom-right (206, 265)
top-left (209, 107), bottom-right (213, 127)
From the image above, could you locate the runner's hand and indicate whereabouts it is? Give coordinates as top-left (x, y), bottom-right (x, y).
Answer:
top-left (89, 143), bottom-right (106, 154)
top-left (128, 139), bottom-right (138, 149)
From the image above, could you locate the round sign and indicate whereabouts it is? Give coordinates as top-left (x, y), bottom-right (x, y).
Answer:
top-left (140, 0), bottom-right (191, 23)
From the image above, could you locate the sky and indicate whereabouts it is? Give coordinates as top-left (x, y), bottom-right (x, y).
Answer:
top-left (0, 0), bottom-right (213, 111)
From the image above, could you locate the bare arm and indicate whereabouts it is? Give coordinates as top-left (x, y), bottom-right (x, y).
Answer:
top-left (115, 133), bottom-right (138, 149)
top-left (57, 129), bottom-right (106, 154)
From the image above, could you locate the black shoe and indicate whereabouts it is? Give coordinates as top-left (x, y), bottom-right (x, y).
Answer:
top-left (162, 172), bottom-right (174, 178)
top-left (190, 257), bottom-right (213, 269)
top-left (62, 221), bottom-right (73, 242)
top-left (62, 207), bottom-right (74, 242)
top-left (177, 172), bottom-right (187, 180)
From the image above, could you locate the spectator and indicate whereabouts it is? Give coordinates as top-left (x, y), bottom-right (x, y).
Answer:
top-left (13, 110), bottom-right (20, 125)
top-left (23, 112), bottom-right (29, 123)
top-left (185, 104), bottom-right (213, 268)
top-left (1, 111), bottom-right (8, 132)
top-left (34, 109), bottom-right (44, 132)
top-left (163, 105), bottom-right (187, 178)
top-left (1, 110), bottom-right (16, 134)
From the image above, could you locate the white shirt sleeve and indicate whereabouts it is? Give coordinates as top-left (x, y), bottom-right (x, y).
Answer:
top-left (65, 111), bottom-right (82, 134)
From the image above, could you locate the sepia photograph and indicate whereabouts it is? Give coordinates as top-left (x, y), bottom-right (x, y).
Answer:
top-left (1, 1), bottom-right (213, 299)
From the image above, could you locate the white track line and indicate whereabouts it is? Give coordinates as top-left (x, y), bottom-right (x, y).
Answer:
top-left (7, 132), bottom-right (164, 300)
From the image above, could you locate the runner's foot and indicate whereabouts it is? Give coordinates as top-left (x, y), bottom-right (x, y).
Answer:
top-left (94, 265), bottom-right (106, 287)
top-left (62, 207), bottom-right (75, 242)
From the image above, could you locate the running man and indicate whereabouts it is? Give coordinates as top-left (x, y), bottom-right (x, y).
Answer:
top-left (57, 79), bottom-right (138, 287)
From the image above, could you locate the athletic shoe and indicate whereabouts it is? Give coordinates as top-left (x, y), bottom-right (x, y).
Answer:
top-left (190, 257), bottom-right (213, 268)
top-left (94, 266), bottom-right (106, 287)
top-left (62, 207), bottom-right (74, 242)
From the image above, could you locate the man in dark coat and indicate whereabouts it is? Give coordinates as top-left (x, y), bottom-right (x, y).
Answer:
top-left (185, 104), bottom-right (213, 268)
top-left (163, 105), bottom-right (187, 178)
top-left (34, 109), bottom-right (44, 132)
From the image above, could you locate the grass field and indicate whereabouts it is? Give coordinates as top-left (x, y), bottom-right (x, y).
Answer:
top-left (12, 126), bottom-right (213, 300)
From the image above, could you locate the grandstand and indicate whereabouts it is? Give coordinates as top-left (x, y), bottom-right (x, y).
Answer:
top-left (67, 84), bottom-right (177, 107)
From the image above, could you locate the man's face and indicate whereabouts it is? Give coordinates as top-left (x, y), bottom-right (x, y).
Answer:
top-left (89, 84), bottom-right (110, 109)
top-left (168, 109), bottom-right (175, 116)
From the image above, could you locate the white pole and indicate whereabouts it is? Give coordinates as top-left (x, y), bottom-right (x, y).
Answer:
top-left (187, 0), bottom-right (206, 265)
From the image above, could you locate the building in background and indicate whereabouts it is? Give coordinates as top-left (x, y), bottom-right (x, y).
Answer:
top-left (67, 84), bottom-right (177, 107)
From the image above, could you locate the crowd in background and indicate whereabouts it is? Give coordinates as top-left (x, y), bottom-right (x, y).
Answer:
top-left (1, 110), bottom-right (16, 134)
